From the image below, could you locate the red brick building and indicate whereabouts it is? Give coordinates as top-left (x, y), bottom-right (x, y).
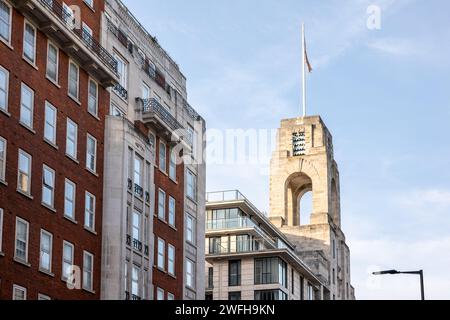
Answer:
top-left (0, 0), bottom-right (117, 300)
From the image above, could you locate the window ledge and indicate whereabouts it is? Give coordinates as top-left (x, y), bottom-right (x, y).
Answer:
top-left (169, 176), bottom-right (178, 185)
top-left (112, 91), bottom-right (128, 103)
top-left (84, 226), bottom-right (97, 235)
top-left (46, 75), bottom-right (60, 88)
top-left (82, 287), bottom-right (96, 295)
top-left (44, 139), bottom-right (58, 151)
top-left (168, 273), bottom-right (177, 280)
top-left (41, 202), bottom-right (56, 213)
top-left (14, 257), bottom-right (31, 268)
top-left (168, 225), bottom-right (177, 232)
top-left (159, 169), bottom-right (168, 177)
top-left (88, 111), bottom-right (100, 121)
top-left (0, 252), bottom-right (5, 257)
top-left (0, 108), bottom-right (11, 117)
top-left (39, 269), bottom-right (55, 278)
top-left (0, 179), bottom-right (7, 187)
top-left (19, 122), bottom-right (36, 134)
top-left (155, 266), bottom-right (167, 274)
top-left (65, 154), bottom-right (79, 164)
top-left (68, 94), bottom-right (81, 106)
top-left (64, 216), bottom-right (78, 225)
top-left (83, 1), bottom-right (96, 13)
top-left (17, 189), bottom-right (34, 200)
top-left (86, 168), bottom-right (99, 177)
top-left (157, 216), bottom-right (167, 224)
top-left (0, 38), bottom-right (13, 51)
top-left (22, 56), bottom-right (38, 70)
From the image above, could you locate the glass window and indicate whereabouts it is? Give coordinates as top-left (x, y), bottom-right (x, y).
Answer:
top-left (186, 215), bottom-right (194, 243)
top-left (186, 170), bottom-right (196, 200)
top-left (0, 208), bottom-right (3, 252)
top-left (157, 238), bottom-right (165, 270)
top-left (132, 211), bottom-right (140, 241)
top-left (131, 265), bottom-right (139, 297)
top-left (62, 241), bottom-right (74, 280)
top-left (86, 134), bottom-right (97, 172)
top-left (254, 290), bottom-right (288, 301)
top-left (186, 259), bottom-right (195, 289)
top-left (168, 244), bottom-right (175, 276)
top-left (12, 285), bottom-right (27, 300)
top-left (228, 292), bottom-right (241, 301)
top-left (84, 192), bottom-right (95, 231)
top-left (168, 196), bottom-right (175, 227)
top-left (39, 230), bottom-right (52, 272)
top-left (44, 102), bottom-right (57, 144)
top-left (0, 137), bottom-right (6, 181)
top-left (114, 53), bottom-right (128, 90)
top-left (64, 179), bottom-right (76, 219)
top-left (0, 1), bottom-right (11, 43)
top-left (156, 288), bottom-right (164, 300)
top-left (228, 260), bottom-right (241, 286)
top-left (68, 61), bottom-right (79, 99)
top-left (38, 294), bottom-right (51, 300)
top-left (88, 79), bottom-right (98, 116)
top-left (17, 150), bottom-right (31, 195)
top-left (20, 83), bottom-right (34, 128)
top-left (159, 142), bottom-right (166, 172)
top-left (83, 251), bottom-right (94, 291)
top-left (0, 65), bottom-right (9, 111)
top-left (254, 257), bottom-right (287, 287)
top-left (209, 237), bottom-right (221, 254)
top-left (23, 22), bottom-right (36, 64)
top-left (158, 189), bottom-right (165, 220)
top-left (46, 42), bottom-right (58, 83)
top-left (134, 156), bottom-right (142, 187)
top-left (167, 293), bottom-right (175, 301)
top-left (169, 148), bottom-right (176, 180)
top-left (15, 218), bottom-right (29, 262)
top-left (66, 119), bottom-right (78, 159)
top-left (42, 165), bottom-right (55, 208)
top-left (142, 83), bottom-right (150, 100)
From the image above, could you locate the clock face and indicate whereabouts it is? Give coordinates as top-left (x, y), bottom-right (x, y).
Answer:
top-left (292, 132), bottom-right (306, 156)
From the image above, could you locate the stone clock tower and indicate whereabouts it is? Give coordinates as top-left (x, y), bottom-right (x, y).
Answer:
top-left (269, 116), bottom-right (355, 300)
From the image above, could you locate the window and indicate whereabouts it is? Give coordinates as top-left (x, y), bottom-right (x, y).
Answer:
top-left (20, 83), bottom-right (34, 128)
top-left (38, 294), bottom-right (51, 300)
top-left (134, 155), bottom-right (142, 187)
top-left (15, 217), bottom-right (29, 262)
top-left (0, 136), bottom-right (6, 181)
top-left (132, 211), bottom-right (140, 241)
top-left (228, 292), bottom-right (241, 301)
top-left (84, 192), bottom-right (95, 231)
top-left (157, 238), bottom-right (165, 270)
top-left (68, 61), bottom-right (79, 100)
top-left (186, 170), bottom-right (196, 200)
top-left (0, 208), bottom-right (3, 252)
top-left (64, 179), bottom-right (76, 219)
top-left (0, 1), bottom-right (12, 44)
top-left (62, 241), bottom-right (74, 280)
top-left (209, 237), bottom-right (221, 254)
top-left (131, 265), bottom-right (139, 297)
top-left (0, 65), bottom-right (9, 112)
top-left (23, 21), bottom-right (36, 64)
top-left (332, 239), bottom-right (336, 259)
top-left (254, 290), bottom-right (288, 301)
top-left (88, 79), bottom-right (98, 116)
top-left (142, 83), bottom-right (150, 100)
top-left (156, 288), bottom-right (164, 300)
top-left (110, 103), bottom-right (124, 117)
top-left (168, 244), bottom-right (175, 276)
top-left (81, 23), bottom-right (93, 47)
top-left (83, 251), bottom-right (94, 291)
top-left (168, 196), bottom-right (175, 227)
top-left (186, 259), bottom-right (195, 289)
top-left (62, 3), bottom-right (75, 29)
top-left (12, 285), bottom-right (27, 300)
top-left (42, 165), bottom-right (55, 208)
top-left (39, 230), bottom-right (53, 273)
top-left (186, 215), bottom-right (194, 244)
top-left (44, 102), bottom-right (57, 144)
top-left (169, 148), bottom-right (176, 180)
top-left (158, 189), bottom-right (166, 220)
top-left (228, 260), bottom-right (241, 286)
top-left (254, 257), bottom-right (287, 287)
top-left (17, 150), bottom-right (32, 195)
top-left (291, 269), bottom-right (295, 295)
top-left (86, 134), bottom-right (97, 172)
top-left (167, 293), bottom-right (175, 301)
top-left (84, 0), bottom-right (94, 9)
top-left (66, 118), bottom-right (78, 159)
top-left (46, 42), bottom-right (59, 83)
top-left (114, 52), bottom-right (128, 90)
top-left (159, 142), bottom-right (166, 172)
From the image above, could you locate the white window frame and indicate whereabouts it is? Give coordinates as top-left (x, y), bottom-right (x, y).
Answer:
top-left (38, 293), bottom-right (51, 300)
top-left (159, 141), bottom-right (166, 173)
top-left (157, 237), bottom-right (165, 270)
top-left (86, 134), bottom-right (97, 173)
top-left (39, 229), bottom-right (53, 273)
top-left (186, 170), bottom-right (197, 201)
top-left (83, 251), bottom-right (94, 291)
top-left (14, 217), bottom-right (29, 263)
top-left (66, 118), bottom-right (78, 159)
top-left (186, 214), bottom-right (195, 244)
top-left (0, 65), bottom-right (9, 112)
top-left (17, 149), bottom-right (32, 195)
top-left (0, 136), bottom-right (6, 182)
top-left (134, 155), bottom-right (143, 187)
top-left (167, 292), bottom-right (175, 300)
top-left (169, 148), bottom-right (176, 180)
top-left (83, 0), bottom-right (94, 9)
top-left (46, 41), bottom-right (59, 84)
top-left (87, 78), bottom-right (98, 117)
top-left (158, 189), bottom-right (166, 221)
top-left (81, 22), bottom-right (93, 47)
top-left (0, 208), bottom-right (3, 253)
top-left (42, 165), bottom-right (55, 208)
top-left (64, 178), bottom-right (76, 220)
top-left (113, 52), bottom-right (128, 91)
top-left (12, 285), bottom-right (27, 300)
top-left (68, 60), bottom-right (80, 101)
top-left (186, 259), bottom-right (195, 289)
top-left (0, 0), bottom-right (12, 45)
top-left (131, 264), bottom-right (140, 297)
top-left (142, 82), bottom-right (150, 100)
top-left (62, 240), bottom-right (74, 280)
top-left (84, 191), bottom-right (96, 232)
top-left (168, 244), bottom-right (175, 276)
top-left (168, 196), bottom-right (175, 227)
top-left (156, 287), bottom-right (164, 300)
top-left (23, 20), bottom-right (36, 65)
top-left (20, 83), bottom-right (34, 129)
top-left (44, 101), bottom-right (57, 145)
top-left (132, 210), bottom-right (140, 242)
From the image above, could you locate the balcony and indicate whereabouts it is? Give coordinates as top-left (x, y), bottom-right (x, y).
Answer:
top-left (132, 238), bottom-right (143, 252)
top-left (140, 98), bottom-right (184, 139)
top-left (11, 0), bottom-right (118, 86)
top-left (134, 183), bottom-right (143, 198)
top-left (114, 83), bottom-right (128, 101)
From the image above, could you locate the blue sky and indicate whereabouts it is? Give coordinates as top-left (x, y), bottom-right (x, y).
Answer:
top-left (123, 0), bottom-right (450, 299)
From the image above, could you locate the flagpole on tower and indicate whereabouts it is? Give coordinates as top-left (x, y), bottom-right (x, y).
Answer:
top-left (302, 23), bottom-right (306, 117)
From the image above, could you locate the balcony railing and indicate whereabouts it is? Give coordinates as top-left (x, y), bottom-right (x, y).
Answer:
top-left (38, 0), bottom-right (117, 74)
top-left (114, 83), bottom-right (128, 100)
top-left (127, 178), bottom-right (133, 191)
top-left (141, 98), bottom-right (183, 132)
top-left (133, 238), bottom-right (143, 252)
top-left (145, 191), bottom-right (150, 203)
top-left (134, 184), bottom-right (143, 198)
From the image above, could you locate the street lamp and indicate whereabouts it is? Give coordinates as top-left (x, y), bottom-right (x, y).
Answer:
top-left (372, 269), bottom-right (425, 300)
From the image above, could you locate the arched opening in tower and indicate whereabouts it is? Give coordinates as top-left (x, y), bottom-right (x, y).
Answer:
top-left (285, 172), bottom-right (313, 227)
top-left (298, 191), bottom-right (313, 225)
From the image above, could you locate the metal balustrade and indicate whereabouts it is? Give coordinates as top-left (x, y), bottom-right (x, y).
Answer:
top-left (141, 98), bottom-right (182, 132)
